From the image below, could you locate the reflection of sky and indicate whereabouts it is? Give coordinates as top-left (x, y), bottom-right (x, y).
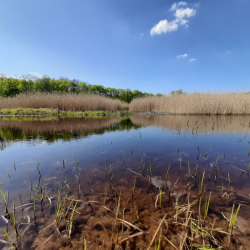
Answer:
top-left (0, 125), bottom-right (249, 194)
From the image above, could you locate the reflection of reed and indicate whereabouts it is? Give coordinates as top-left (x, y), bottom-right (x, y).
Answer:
top-left (0, 117), bottom-right (121, 135)
top-left (131, 115), bottom-right (250, 134)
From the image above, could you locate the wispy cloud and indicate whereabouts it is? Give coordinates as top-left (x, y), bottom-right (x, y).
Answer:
top-left (140, 33), bottom-right (144, 36)
top-left (226, 50), bottom-right (231, 53)
top-left (29, 71), bottom-right (42, 78)
top-left (193, 3), bottom-right (200, 8)
top-left (150, 2), bottom-right (198, 35)
top-left (177, 53), bottom-right (188, 58)
top-left (189, 58), bottom-right (196, 62)
top-left (170, 1), bottom-right (187, 11)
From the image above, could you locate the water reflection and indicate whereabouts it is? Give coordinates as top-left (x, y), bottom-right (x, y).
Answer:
top-left (131, 115), bottom-right (250, 134)
top-left (0, 117), bottom-right (140, 147)
top-left (0, 115), bottom-right (250, 249)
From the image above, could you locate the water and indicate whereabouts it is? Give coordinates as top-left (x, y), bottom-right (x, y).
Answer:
top-left (0, 115), bottom-right (250, 249)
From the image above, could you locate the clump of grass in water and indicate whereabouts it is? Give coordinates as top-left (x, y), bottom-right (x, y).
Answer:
top-left (0, 189), bottom-right (9, 214)
top-left (148, 164), bottom-right (152, 180)
top-left (229, 204), bottom-right (241, 235)
top-left (204, 192), bottom-right (211, 222)
top-left (0, 190), bottom-right (20, 249)
top-left (54, 192), bottom-right (78, 238)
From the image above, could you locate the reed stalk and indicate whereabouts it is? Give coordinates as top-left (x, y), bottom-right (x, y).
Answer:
top-left (0, 189), bottom-right (9, 214)
top-left (229, 204), bottom-right (241, 235)
top-left (204, 192), bottom-right (211, 221)
top-left (159, 188), bottom-right (162, 209)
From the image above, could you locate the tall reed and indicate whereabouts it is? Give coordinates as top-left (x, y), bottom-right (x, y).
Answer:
top-left (130, 92), bottom-right (250, 115)
top-left (0, 93), bottom-right (128, 111)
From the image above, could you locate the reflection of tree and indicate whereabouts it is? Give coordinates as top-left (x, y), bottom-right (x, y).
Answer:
top-left (0, 118), bottom-right (141, 149)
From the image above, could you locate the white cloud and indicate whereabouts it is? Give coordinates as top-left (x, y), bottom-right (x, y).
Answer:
top-left (29, 71), bottom-right (42, 78)
top-left (150, 19), bottom-right (178, 35)
top-left (151, 2), bottom-right (198, 36)
top-left (0, 72), bottom-right (10, 78)
top-left (175, 18), bottom-right (189, 27)
top-left (189, 58), bottom-right (196, 62)
top-left (177, 54), bottom-right (188, 58)
top-left (170, 1), bottom-right (187, 11)
top-left (175, 7), bottom-right (196, 19)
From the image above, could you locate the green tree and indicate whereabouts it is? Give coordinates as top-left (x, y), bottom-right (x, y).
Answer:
top-left (170, 89), bottom-right (185, 96)
top-left (0, 78), bottom-right (20, 97)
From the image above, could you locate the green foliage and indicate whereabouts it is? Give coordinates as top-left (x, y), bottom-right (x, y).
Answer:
top-left (0, 75), bottom-right (155, 102)
top-left (170, 89), bottom-right (186, 96)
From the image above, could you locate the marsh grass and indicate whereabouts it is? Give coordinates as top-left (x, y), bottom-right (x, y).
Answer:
top-left (0, 93), bottom-right (129, 112)
top-left (130, 92), bottom-right (250, 115)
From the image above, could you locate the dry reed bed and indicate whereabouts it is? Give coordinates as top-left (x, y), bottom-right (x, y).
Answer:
top-left (0, 117), bottom-right (122, 135)
top-left (131, 115), bottom-right (250, 134)
top-left (0, 93), bottom-right (129, 112)
top-left (130, 93), bottom-right (250, 115)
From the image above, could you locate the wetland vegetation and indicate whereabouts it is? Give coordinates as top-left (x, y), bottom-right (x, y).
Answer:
top-left (0, 115), bottom-right (250, 249)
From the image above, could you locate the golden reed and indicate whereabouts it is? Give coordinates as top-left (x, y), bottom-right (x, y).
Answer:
top-left (129, 92), bottom-right (250, 115)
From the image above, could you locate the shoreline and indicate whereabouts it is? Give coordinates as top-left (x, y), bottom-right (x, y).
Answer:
top-left (0, 108), bottom-right (132, 118)
top-left (1, 108), bottom-right (250, 118)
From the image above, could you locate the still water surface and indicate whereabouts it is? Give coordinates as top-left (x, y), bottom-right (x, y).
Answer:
top-left (0, 115), bottom-right (250, 249)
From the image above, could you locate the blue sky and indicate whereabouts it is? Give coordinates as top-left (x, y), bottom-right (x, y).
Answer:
top-left (0, 0), bottom-right (250, 94)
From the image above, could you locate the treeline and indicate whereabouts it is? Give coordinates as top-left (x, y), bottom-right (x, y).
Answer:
top-left (0, 74), bottom-right (160, 103)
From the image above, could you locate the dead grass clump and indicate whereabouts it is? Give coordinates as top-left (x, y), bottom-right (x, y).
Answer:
top-left (0, 93), bottom-right (127, 112)
top-left (129, 92), bottom-right (250, 115)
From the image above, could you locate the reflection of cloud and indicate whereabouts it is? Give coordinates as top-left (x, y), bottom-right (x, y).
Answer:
top-left (151, 176), bottom-right (166, 188)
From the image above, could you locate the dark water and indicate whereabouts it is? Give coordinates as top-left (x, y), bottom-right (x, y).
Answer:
top-left (0, 115), bottom-right (250, 249)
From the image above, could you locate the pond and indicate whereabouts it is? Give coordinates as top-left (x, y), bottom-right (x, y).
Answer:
top-left (0, 115), bottom-right (250, 249)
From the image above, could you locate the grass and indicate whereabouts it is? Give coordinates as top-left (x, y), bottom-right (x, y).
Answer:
top-left (0, 93), bottom-right (129, 112)
top-left (1, 92), bottom-right (250, 116)
top-left (0, 108), bottom-right (132, 117)
top-left (130, 92), bottom-right (250, 115)
top-left (229, 204), bottom-right (241, 235)
top-left (0, 189), bottom-right (9, 214)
